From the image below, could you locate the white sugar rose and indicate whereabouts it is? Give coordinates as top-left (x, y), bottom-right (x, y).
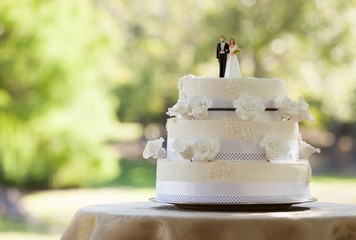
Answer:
top-left (295, 98), bottom-right (314, 122)
top-left (166, 96), bottom-right (211, 120)
top-left (233, 93), bottom-right (265, 120)
top-left (143, 137), bottom-right (166, 160)
top-left (172, 138), bottom-right (193, 160)
top-left (166, 99), bottom-right (191, 119)
top-left (274, 96), bottom-right (314, 122)
top-left (191, 138), bottom-right (220, 161)
top-left (299, 139), bottom-right (320, 159)
top-left (260, 135), bottom-right (289, 161)
top-left (188, 96), bottom-right (212, 120)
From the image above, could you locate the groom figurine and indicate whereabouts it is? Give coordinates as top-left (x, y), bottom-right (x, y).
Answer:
top-left (216, 35), bottom-right (230, 78)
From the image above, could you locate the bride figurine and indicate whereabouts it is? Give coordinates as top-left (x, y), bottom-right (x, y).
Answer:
top-left (224, 37), bottom-right (242, 78)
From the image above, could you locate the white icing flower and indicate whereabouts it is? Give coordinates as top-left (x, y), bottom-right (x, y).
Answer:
top-left (240, 127), bottom-right (258, 142)
top-left (224, 118), bottom-right (239, 134)
top-left (233, 93), bottom-right (265, 120)
top-left (191, 138), bottom-right (220, 161)
top-left (188, 96), bottom-right (212, 120)
top-left (274, 96), bottom-right (314, 122)
top-left (172, 138), bottom-right (193, 160)
top-left (143, 137), bottom-right (166, 160)
top-left (299, 139), bottom-right (320, 159)
top-left (260, 135), bottom-right (289, 161)
top-left (226, 79), bottom-right (240, 95)
top-left (167, 96), bottom-right (211, 120)
top-left (208, 161), bottom-right (235, 179)
top-left (166, 99), bottom-right (191, 119)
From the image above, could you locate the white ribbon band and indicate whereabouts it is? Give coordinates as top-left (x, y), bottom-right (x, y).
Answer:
top-left (207, 111), bottom-right (280, 120)
top-left (210, 98), bottom-right (276, 109)
top-left (156, 181), bottom-right (309, 196)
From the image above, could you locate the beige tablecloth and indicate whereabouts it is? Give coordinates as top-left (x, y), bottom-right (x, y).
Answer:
top-left (61, 202), bottom-right (356, 240)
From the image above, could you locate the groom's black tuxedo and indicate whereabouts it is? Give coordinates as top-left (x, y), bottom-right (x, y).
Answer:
top-left (216, 42), bottom-right (230, 78)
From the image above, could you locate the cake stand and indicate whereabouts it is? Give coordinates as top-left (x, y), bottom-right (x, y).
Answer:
top-left (149, 197), bottom-right (317, 211)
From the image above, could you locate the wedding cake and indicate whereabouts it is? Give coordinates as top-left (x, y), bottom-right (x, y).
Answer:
top-left (143, 75), bottom-right (320, 204)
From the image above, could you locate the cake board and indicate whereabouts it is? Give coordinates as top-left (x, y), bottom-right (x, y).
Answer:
top-left (149, 197), bottom-right (317, 211)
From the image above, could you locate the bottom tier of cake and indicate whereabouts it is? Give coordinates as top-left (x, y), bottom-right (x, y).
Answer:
top-left (156, 159), bottom-right (311, 204)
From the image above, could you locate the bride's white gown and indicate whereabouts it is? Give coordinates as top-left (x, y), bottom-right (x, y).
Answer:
top-left (224, 45), bottom-right (242, 78)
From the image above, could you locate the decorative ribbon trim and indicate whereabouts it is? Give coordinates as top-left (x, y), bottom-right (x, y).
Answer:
top-left (265, 108), bottom-right (279, 111)
top-left (208, 108), bottom-right (235, 111)
top-left (208, 108), bottom-right (278, 112)
top-left (157, 181), bottom-right (308, 196)
top-left (156, 181), bottom-right (309, 204)
top-left (156, 194), bottom-right (309, 204)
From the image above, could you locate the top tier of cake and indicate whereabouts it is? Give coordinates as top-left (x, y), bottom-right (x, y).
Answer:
top-left (178, 75), bottom-right (286, 120)
top-left (179, 75), bottom-right (286, 105)
top-left (170, 75), bottom-right (294, 121)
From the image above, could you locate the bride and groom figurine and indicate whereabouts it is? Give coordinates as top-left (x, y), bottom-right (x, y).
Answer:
top-left (216, 35), bottom-right (242, 78)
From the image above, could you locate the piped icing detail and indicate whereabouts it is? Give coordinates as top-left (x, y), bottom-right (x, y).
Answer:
top-left (208, 161), bottom-right (236, 179)
top-left (226, 79), bottom-right (241, 96)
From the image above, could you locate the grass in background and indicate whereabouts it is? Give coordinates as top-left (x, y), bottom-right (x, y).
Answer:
top-left (312, 174), bottom-right (356, 204)
top-left (313, 174), bottom-right (356, 183)
top-left (96, 159), bottom-right (156, 188)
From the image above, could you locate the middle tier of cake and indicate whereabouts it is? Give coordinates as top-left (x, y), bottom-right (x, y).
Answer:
top-left (167, 118), bottom-right (300, 162)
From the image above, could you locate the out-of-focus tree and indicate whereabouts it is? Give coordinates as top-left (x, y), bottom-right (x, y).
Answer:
top-left (199, 0), bottom-right (356, 127)
top-left (99, 0), bottom-right (211, 125)
top-left (0, 0), bottom-right (122, 189)
top-left (102, 0), bottom-right (355, 129)
top-left (1, 0), bottom-right (355, 190)
top-left (99, 0), bottom-right (355, 173)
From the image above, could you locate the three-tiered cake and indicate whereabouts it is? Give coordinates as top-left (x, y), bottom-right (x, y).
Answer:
top-left (143, 75), bottom-right (320, 204)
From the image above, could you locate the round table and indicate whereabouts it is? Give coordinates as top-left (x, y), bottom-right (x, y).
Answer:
top-left (61, 202), bottom-right (356, 240)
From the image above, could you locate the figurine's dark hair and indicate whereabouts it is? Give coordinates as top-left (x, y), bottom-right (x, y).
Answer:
top-left (229, 37), bottom-right (235, 44)
top-left (220, 35), bottom-right (225, 39)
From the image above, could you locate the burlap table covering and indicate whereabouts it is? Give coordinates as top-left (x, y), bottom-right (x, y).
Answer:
top-left (61, 202), bottom-right (356, 240)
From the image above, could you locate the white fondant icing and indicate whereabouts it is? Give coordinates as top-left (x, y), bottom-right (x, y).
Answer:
top-left (179, 77), bottom-right (286, 101)
top-left (148, 76), bottom-right (319, 204)
top-left (167, 119), bottom-right (299, 141)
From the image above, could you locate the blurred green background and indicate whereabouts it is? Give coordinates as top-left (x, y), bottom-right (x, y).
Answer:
top-left (0, 0), bottom-right (355, 239)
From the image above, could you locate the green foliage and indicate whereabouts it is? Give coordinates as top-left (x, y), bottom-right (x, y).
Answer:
top-left (0, 216), bottom-right (50, 235)
top-left (313, 175), bottom-right (356, 183)
top-left (97, 159), bottom-right (156, 188)
top-left (105, 0), bottom-right (356, 127)
top-left (0, 0), bottom-right (122, 188)
top-left (0, 0), bottom-right (355, 189)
